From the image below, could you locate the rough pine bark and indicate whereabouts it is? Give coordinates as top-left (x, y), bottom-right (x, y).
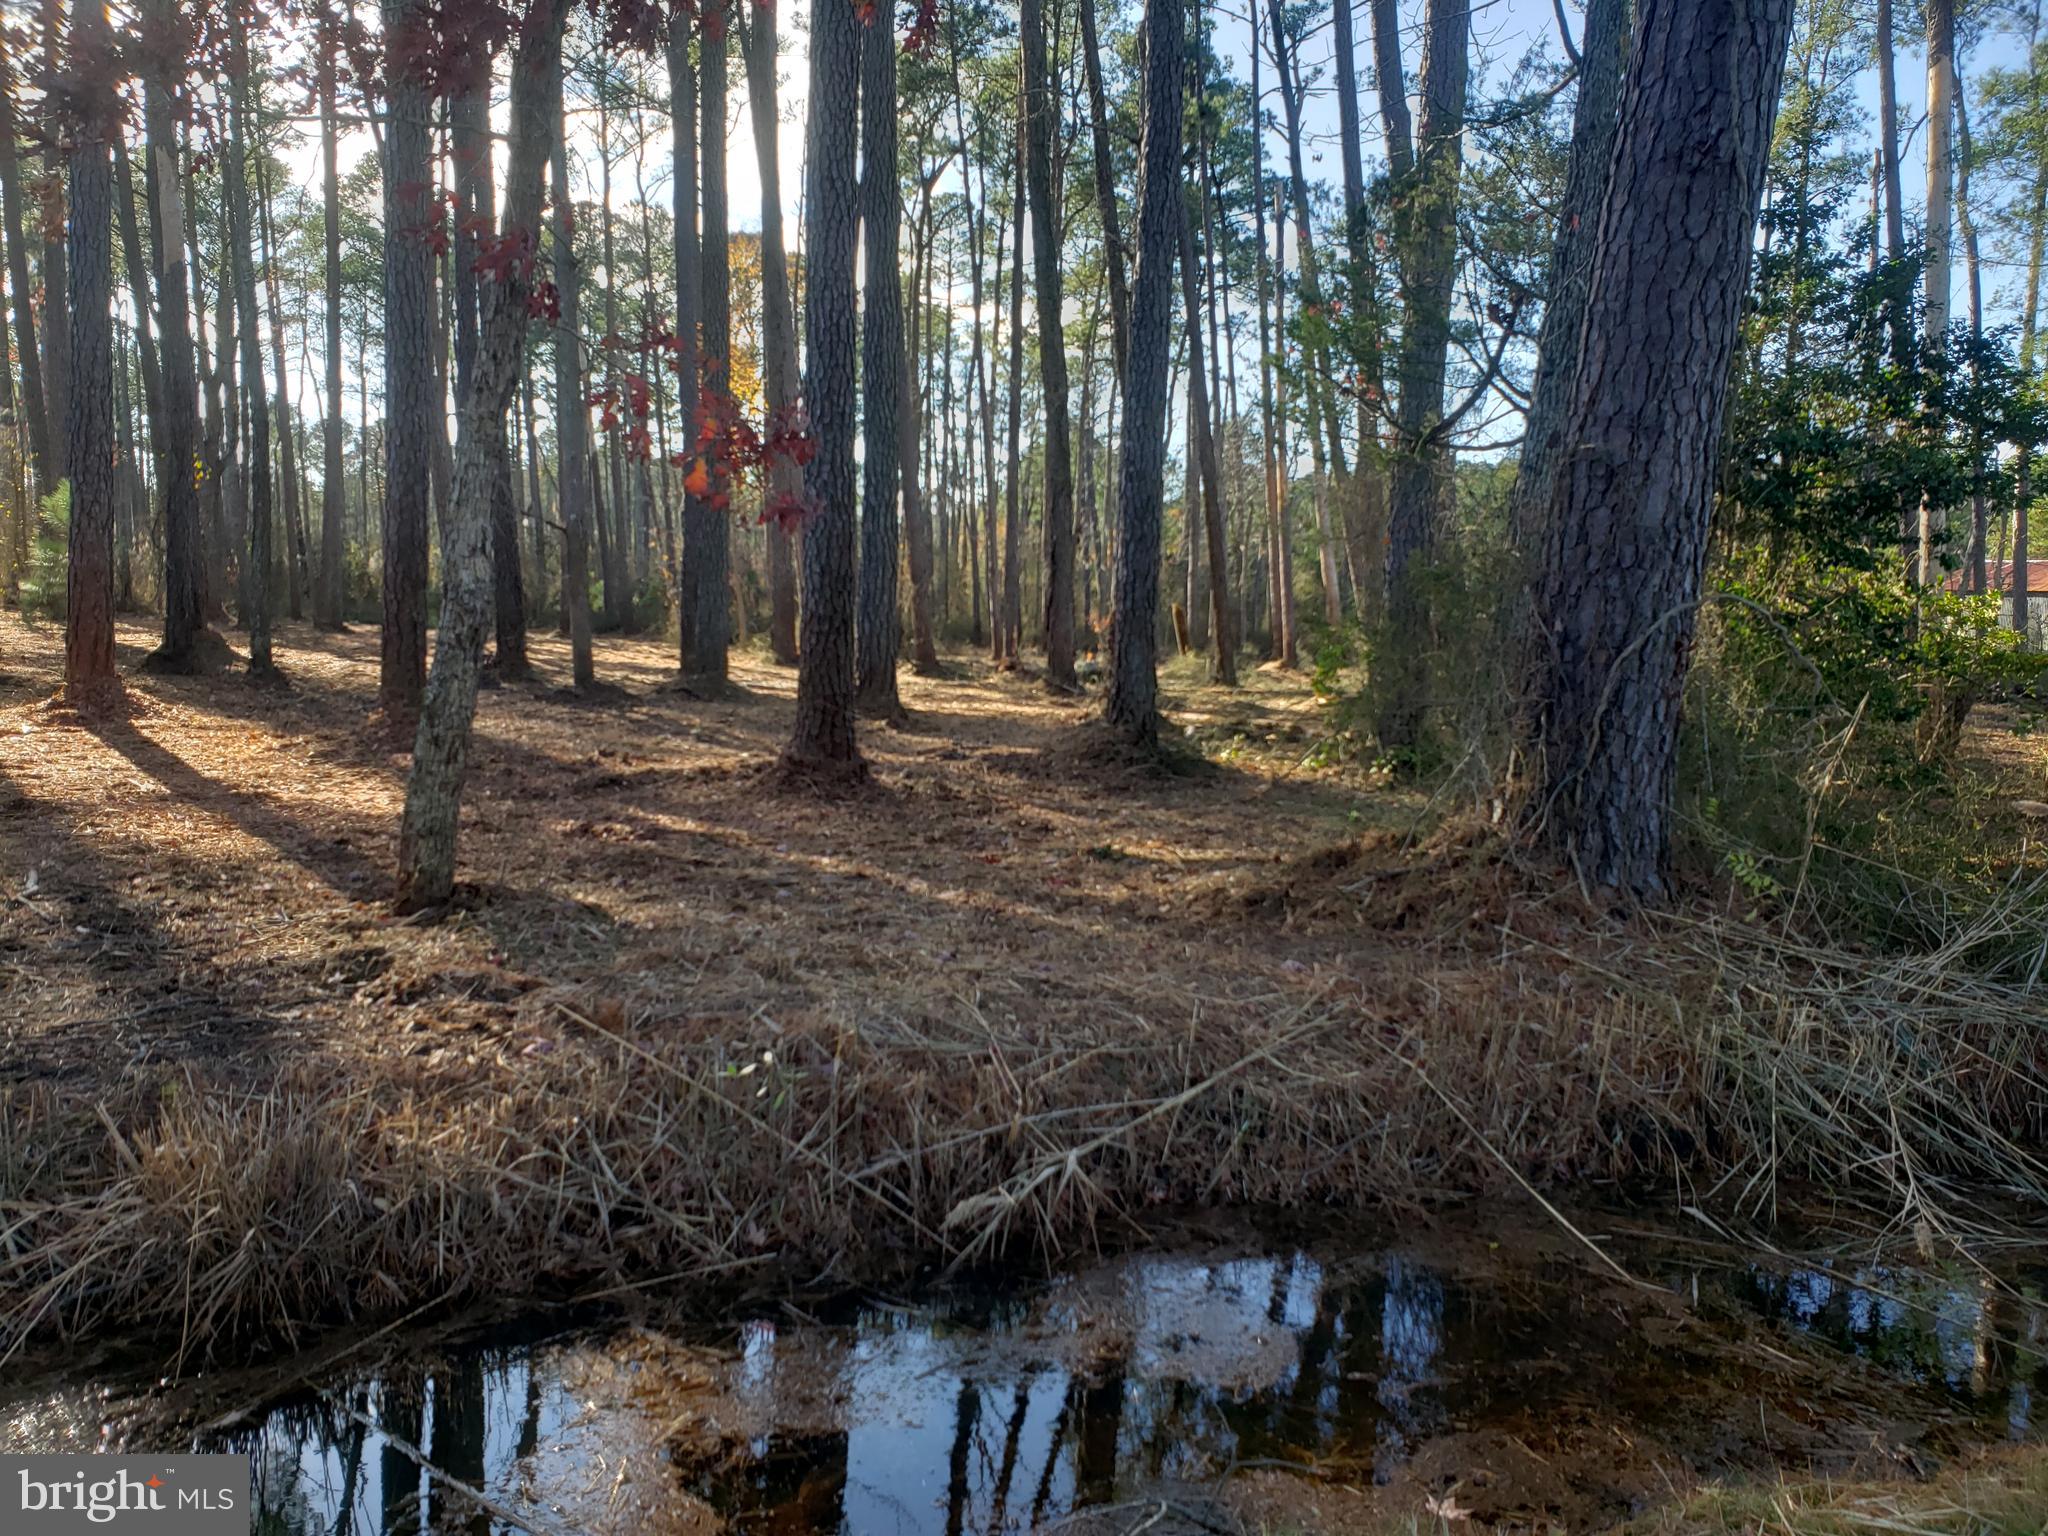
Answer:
top-left (1521, 0), bottom-right (1795, 900)
top-left (1507, 0), bottom-right (1629, 555)
top-left (398, 0), bottom-right (570, 908)
top-left (61, 0), bottom-right (117, 699)
top-left (316, 13), bottom-right (346, 629)
top-left (380, 0), bottom-right (435, 717)
top-left (1104, 0), bottom-right (1184, 744)
top-left (552, 52), bottom-right (594, 686)
top-left (783, 0), bottom-right (864, 772)
top-left (668, 15), bottom-right (700, 671)
top-left (741, 2), bottom-right (799, 664)
top-left (689, 1), bottom-right (733, 688)
top-left (136, 8), bottom-right (211, 673)
top-left (225, 8), bottom-right (275, 676)
top-left (855, 9), bottom-right (905, 717)
top-left (1376, 0), bottom-right (1468, 753)
top-left (1022, 0), bottom-right (1077, 688)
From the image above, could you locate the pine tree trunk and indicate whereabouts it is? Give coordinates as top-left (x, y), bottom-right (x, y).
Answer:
top-left (1377, 0), bottom-right (1468, 753)
top-left (1177, 183), bottom-right (1236, 685)
top-left (1918, 0), bottom-right (1956, 588)
top-left (452, 57), bottom-right (527, 674)
top-left (784, 0), bottom-right (864, 772)
top-left (689, 2), bottom-right (732, 686)
top-left (741, 1), bottom-right (799, 665)
top-left (668, 17), bottom-right (701, 671)
top-left (62, 0), bottom-right (117, 700)
top-left (398, 0), bottom-right (570, 908)
top-left (1077, 0), bottom-right (1129, 383)
top-left (1521, 0), bottom-right (1795, 900)
top-left (136, 10), bottom-right (211, 671)
top-left (226, 2), bottom-right (276, 676)
top-left (1251, 39), bottom-right (1294, 667)
top-left (1508, 0), bottom-right (1629, 556)
top-left (1003, 138), bottom-right (1025, 663)
top-left (855, 12), bottom-right (905, 716)
top-left (317, 18), bottom-right (346, 629)
top-left (254, 144), bottom-right (308, 624)
top-left (903, 238), bottom-right (941, 674)
top-left (552, 52), bottom-right (594, 687)
top-left (1024, 0), bottom-right (1077, 689)
top-left (1104, 0), bottom-right (1185, 744)
top-left (39, 0), bottom-right (71, 477)
top-left (381, 0), bottom-right (434, 716)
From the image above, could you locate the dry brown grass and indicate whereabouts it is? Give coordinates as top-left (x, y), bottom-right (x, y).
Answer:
top-left (0, 614), bottom-right (2043, 1359)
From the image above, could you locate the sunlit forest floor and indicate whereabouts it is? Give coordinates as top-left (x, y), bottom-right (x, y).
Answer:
top-left (0, 613), bottom-right (1420, 1094)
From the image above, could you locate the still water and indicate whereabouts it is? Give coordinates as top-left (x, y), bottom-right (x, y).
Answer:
top-left (5, 1219), bottom-right (2044, 1533)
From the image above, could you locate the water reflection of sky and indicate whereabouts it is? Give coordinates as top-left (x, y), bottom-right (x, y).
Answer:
top-left (3, 1242), bottom-right (2042, 1536)
top-left (1741, 1260), bottom-right (2045, 1436)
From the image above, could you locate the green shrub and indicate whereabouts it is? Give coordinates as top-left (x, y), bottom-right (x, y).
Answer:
top-left (19, 481), bottom-right (69, 624)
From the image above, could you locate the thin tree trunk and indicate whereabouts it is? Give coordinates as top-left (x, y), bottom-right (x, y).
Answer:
top-left (1177, 182), bottom-right (1235, 684)
top-left (0, 59), bottom-right (51, 494)
top-left (669, 15), bottom-right (701, 669)
top-left (398, 0), bottom-right (570, 907)
top-left (1875, 0), bottom-right (1910, 368)
top-left (63, 0), bottom-right (117, 699)
top-left (1003, 138), bottom-right (1025, 662)
top-left (783, 0), bottom-right (864, 771)
top-left (1956, 60), bottom-right (1988, 595)
top-left (1377, 0), bottom-right (1469, 753)
top-left (39, 0), bottom-right (71, 480)
top-left (381, 0), bottom-right (434, 715)
top-left (855, 11), bottom-right (905, 715)
top-left (1022, 0), bottom-right (1077, 687)
top-left (1251, 36), bottom-right (1293, 666)
top-left (1522, 0), bottom-right (1795, 899)
top-left (1077, 0), bottom-right (1129, 382)
top-left (552, 46), bottom-right (593, 686)
top-left (255, 144), bottom-right (309, 623)
top-left (903, 239), bottom-right (941, 675)
top-left (226, 1), bottom-right (275, 675)
top-left (1104, 0), bottom-right (1185, 743)
top-left (690, 1), bottom-right (732, 685)
top-left (1918, 0), bottom-right (1956, 589)
top-left (313, 17), bottom-right (345, 633)
top-left (741, 0), bottom-right (799, 665)
top-left (137, 6), bottom-right (211, 671)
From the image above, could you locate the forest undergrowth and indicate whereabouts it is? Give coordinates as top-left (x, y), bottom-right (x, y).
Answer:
top-left (1, 613), bottom-right (2045, 1360)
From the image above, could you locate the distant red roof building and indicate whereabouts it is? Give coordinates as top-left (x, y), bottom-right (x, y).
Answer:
top-left (1944, 560), bottom-right (2048, 596)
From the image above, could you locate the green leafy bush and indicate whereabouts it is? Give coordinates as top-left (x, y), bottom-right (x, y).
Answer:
top-left (19, 481), bottom-right (69, 624)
